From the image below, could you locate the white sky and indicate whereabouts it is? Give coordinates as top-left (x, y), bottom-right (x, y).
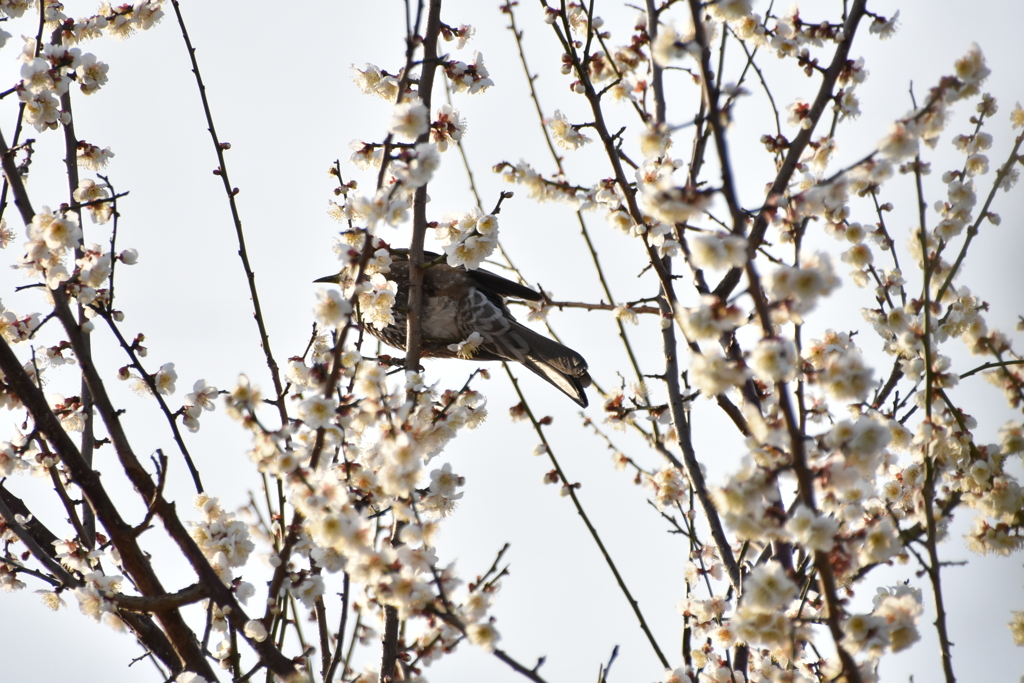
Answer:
top-left (1, 0), bottom-right (1022, 681)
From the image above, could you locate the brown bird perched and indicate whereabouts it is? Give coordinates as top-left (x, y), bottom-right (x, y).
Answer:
top-left (316, 248), bottom-right (591, 407)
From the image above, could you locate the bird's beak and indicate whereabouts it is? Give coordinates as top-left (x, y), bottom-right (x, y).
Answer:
top-left (313, 273), bottom-right (342, 284)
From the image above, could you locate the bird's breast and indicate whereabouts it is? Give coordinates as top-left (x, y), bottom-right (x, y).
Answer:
top-left (421, 295), bottom-right (462, 341)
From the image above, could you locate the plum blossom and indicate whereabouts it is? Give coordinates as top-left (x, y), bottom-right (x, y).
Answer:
top-left (77, 142), bottom-right (114, 170)
top-left (642, 184), bottom-right (713, 226)
top-left (1009, 611), bottom-right (1024, 646)
top-left (689, 233), bottom-right (747, 271)
top-left (744, 563), bottom-right (796, 611)
top-left (652, 22), bottom-right (695, 67)
top-left (953, 43), bottom-right (990, 92)
top-left (873, 587), bottom-right (923, 652)
top-left (859, 517), bottom-right (900, 565)
top-left (466, 622), bottom-right (500, 652)
top-left (75, 53), bottom-right (109, 94)
top-left (676, 295), bottom-right (743, 341)
top-left (183, 380), bottom-right (218, 432)
top-left (29, 209), bottom-right (80, 251)
top-left (749, 338), bottom-right (797, 383)
top-left (436, 208), bottom-right (499, 270)
top-left (244, 620), bottom-right (268, 643)
top-left (352, 63), bottom-right (399, 101)
top-left (389, 98), bottom-right (428, 141)
top-left (19, 89), bottom-right (65, 132)
top-left (447, 52), bottom-right (493, 94)
top-left (314, 288), bottom-right (353, 328)
top-left (767, 253), bottom-right (840, 321)
top-left (299, 396), bottom-right (337, 430)
top-left (73, 179), bottom-right (112, 223)
top-left (358, 274), bottom-right (397, 331)
top-left (420, 463), bottom-right (466, 517)
top-left (431, 103), bottom-right (466, 152)
top-left (547, 110), bottom-right (592, 150)
top-left (868, 11), bottom-right (899, 39)
top-left (189, 494), bottom-right (255, 575)
top-left (647, 467), bottom-right (687, 510)
top-left (448, 331), bottom-right (483, 359)
top-left (786, 505), bottom-right (839, 552)
top-left (878, 121), bottom-right (919, 160)
top-left (154, 363), bottom-right (177, 395)
top-left (802, 331), bottom-right (874, 402)
top-left (396, 142), bottom-right (440, 188)
top-left (690, 350), bottom-right (750, 397)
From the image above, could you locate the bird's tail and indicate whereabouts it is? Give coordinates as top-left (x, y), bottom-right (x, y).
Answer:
top-left (503, 323), bottom-right (591, 408)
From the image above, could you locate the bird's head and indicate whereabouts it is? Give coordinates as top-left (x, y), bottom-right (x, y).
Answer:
top-left (313, 261), bottom-right (363, 288)
top-left (313, 271), bottom-right (345, 285)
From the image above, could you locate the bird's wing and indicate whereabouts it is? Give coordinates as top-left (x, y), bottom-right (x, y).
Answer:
top-left (503, 322), bottom-right (590, 407)
top-left (508, 323), bottom-right (590, 379)
top-left (462, 288), bottom-right (590, 406)
top-left (466, 268), bottom-right (543, 302)
top-left (392, 247), bottom-right (540, 301)
top-left (517, 357), bottom-right (590, 408)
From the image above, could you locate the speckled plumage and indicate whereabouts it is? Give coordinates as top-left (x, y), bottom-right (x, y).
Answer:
top-left (319, 249), bottom-right (592, 407)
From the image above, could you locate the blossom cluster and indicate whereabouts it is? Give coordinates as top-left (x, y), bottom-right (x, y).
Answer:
top-left (223, 354), bottom-right (496, 667)
top-left (434, 208), bottom-right (499, 269)
top-left (1, 2), bottom-right (1023, 682)
top-left (524, 4), bottom-right (1024, 678)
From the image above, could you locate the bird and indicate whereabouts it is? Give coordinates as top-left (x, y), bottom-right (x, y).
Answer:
top-left (315, 248), bottom-right (591, 407)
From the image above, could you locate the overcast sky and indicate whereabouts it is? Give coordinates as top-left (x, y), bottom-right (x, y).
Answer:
top-left (1, 1), bottom-right (1022, 681)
